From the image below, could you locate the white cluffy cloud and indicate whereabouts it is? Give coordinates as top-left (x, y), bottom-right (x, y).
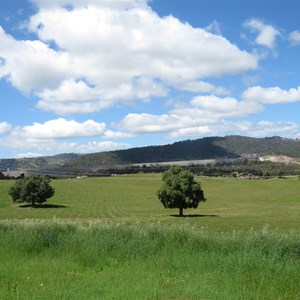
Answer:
top-left (16, 152), bottom-right (44, 158)
top-left (289, 30), bottom-right (300, 46)
top-left (118, 112), bottom-right (299, 139)
top-left (118, 83), bottom-right (300, 139)
top-left (244, 19), bottom-right (281, 49)
top-left (2, 83), bottom-right (299, 155)
top-left (8, 139), bottom-right (131, 156)
top-left (10, 118), bottom-right (132, 140)
top-left (0, 0), bottom-right (258, 115)
top-left (191, 95), bottom-right (263, 118)
top-left (0, 122), bottom-right (11, 134)
top-left (232, 121), bottom-right (299, 137)
top-left (0, 26), bottom-right (73, 93)
top-left (243, 86), bottom-right (300, 104)
top-left (22, 118), bottom-right (106, 139)
top-left (0, 118), bottom-right (132, 156)
top-left (36, 77), bottom-right (167, 114)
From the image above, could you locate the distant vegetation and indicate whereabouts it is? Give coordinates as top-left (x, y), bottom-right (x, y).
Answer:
top-left (213, 135), bottom-right (300, 158)
top-left (1, 136), bottom-right (300, 176)
top-left (67, 136), bottom-right (238, 168)
top-left (190, 159), bottom-right (300, 177)
top-left (67, 136), bottom-right (300, 168)
top-left (0, 153), bottom-right (79, 172)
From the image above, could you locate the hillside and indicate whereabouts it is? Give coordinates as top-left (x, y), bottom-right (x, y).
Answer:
top-left (1, 136), bottom-right (300, 172)
top-left (67, 136), bottom-right (300, 168)
top-left (0, 153), bottom-right (79, 172)
top-left (213, 136), bottom-right (300, 158)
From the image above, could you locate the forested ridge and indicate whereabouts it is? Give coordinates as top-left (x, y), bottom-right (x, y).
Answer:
top-left (0, 153), bottom-right (79, 171)
top-left (67, 136), bottom-right (300, 168)
top-left (1, 136), bottom-right (300, 171)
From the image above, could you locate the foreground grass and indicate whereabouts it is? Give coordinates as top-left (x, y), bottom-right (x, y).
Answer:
top-left (0, 220), bottom-right (299, 299)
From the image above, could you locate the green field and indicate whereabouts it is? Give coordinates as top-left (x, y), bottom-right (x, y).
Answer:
top-left (0, 174), bottom-right (299, 230)
top-left (0, 174), bottom-right (299, 299)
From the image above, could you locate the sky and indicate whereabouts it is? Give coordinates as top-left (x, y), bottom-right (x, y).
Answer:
top-left (0, 0), bottom-right (300, 158)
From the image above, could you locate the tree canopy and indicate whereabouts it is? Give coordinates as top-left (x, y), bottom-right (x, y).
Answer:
top-left (157, 166), bottom-right (206, 216)
top-left (9, 175), bottom-right (55, 207)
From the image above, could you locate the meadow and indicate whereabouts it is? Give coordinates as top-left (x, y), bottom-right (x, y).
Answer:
top-left (0, 174), bottom-right (299, 299)
top-left (0, 174), bottom-right (299, 230)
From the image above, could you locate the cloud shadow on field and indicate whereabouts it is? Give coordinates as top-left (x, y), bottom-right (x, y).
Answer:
top-left (18, 204), bottom-right (67, 209)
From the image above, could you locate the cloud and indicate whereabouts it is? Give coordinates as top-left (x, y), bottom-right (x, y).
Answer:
top-left (230, 120), bottom-right (299, 137)
top-left (168, 120), bottom-right (299, 139)
top-left (289, 30), bottom-right (300, 46)
top-left (119, 113), bottom-right (179, 134)
top-left (0, 118), bottom-right (131, 156)
top-left (205, 20), bottom-right (222, 36)
top-left (36, 79), bottom-right (110, 114)
top-left (243, 86), bottom-right (300, 104)
top-left (118, 82), bottom-right (300, 139)
top-left (191, 95), bottom-right (263, 118)
top-left (7, 118), bottom-right (131, 140)
top-left (0, 26), bottom-right (73, 93)
top-left (8, 139), bottom-right (131, 156)
top-left (21, 118), bottom-right (106, 139)
top-left (16, 152), bottom-right (44, 158)
top-left (174, 81), bottom-right (229, 95)
top-left (118, 108), bottom-right (299, 139)
top-left (244, 19), bottom-right (281, 49)
top-left (167, 126), bottom-right (216, 139)
top-left (0, 122), bottom-right (11, 134)
top-left (36, 77), bottom-right (167, 114)
top-left (70, 141), bottom-right (131, 153)
top-left (0, 1), bottom-right (258, 115)
top-left (5, 118), bottom-right (297, 157)
top-left (118, 111), bottom-right (218, 137)
top-left (29, 0), bottom-right (148, 10)
top-left (118, 94), bottom-right (264, 136)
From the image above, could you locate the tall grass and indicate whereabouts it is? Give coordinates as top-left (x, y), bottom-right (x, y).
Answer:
top-left (0, 220), bottom-right (299, 299)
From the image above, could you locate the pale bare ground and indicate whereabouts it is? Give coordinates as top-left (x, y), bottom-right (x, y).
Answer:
top-left (259, 155), bottom-right (300, 164)
top-left (132, 158), bottom-right (239, 167)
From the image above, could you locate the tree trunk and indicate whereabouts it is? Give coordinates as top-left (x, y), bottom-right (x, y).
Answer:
top-left (179, 207), bottom-right (184, 217)
top-left (31, 199), bottom-right (35, 208)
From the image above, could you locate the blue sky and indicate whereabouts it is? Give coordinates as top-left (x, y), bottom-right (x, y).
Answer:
top-left (0, 0), bottom-right (300, 158)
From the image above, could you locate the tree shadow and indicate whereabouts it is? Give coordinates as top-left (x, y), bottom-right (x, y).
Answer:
top-left (18, 204), bottom-right (67, 209)
top-left (170, 214), bottom-right (218, 218)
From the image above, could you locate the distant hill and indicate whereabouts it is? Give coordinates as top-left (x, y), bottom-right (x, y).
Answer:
top-left (67, 136), bottom-right (300, 168)
top-left (1, 136), bottom-right (300, 172)
top-left (213, 136), bottom-right (300, 158)
top-left (0, 153), bottom-right (79, 172)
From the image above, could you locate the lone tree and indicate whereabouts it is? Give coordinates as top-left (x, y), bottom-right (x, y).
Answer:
top-left (157, 166), bottom-right (206, 217)
top-left (9, 175), bottom-right (55, 207)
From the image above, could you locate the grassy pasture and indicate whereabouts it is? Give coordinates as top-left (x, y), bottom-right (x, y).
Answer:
top-left (0, 174), bottom-right (299, 231)
top-left (0, 174), bottom-right (299, 299)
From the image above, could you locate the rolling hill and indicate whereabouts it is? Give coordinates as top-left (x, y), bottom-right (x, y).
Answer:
top-left (66, 136), bottom-right (300, 168)
top-left (1, 136), bottom-right (300, 172)
top-left (0, 153), bottom-right (79, 172)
